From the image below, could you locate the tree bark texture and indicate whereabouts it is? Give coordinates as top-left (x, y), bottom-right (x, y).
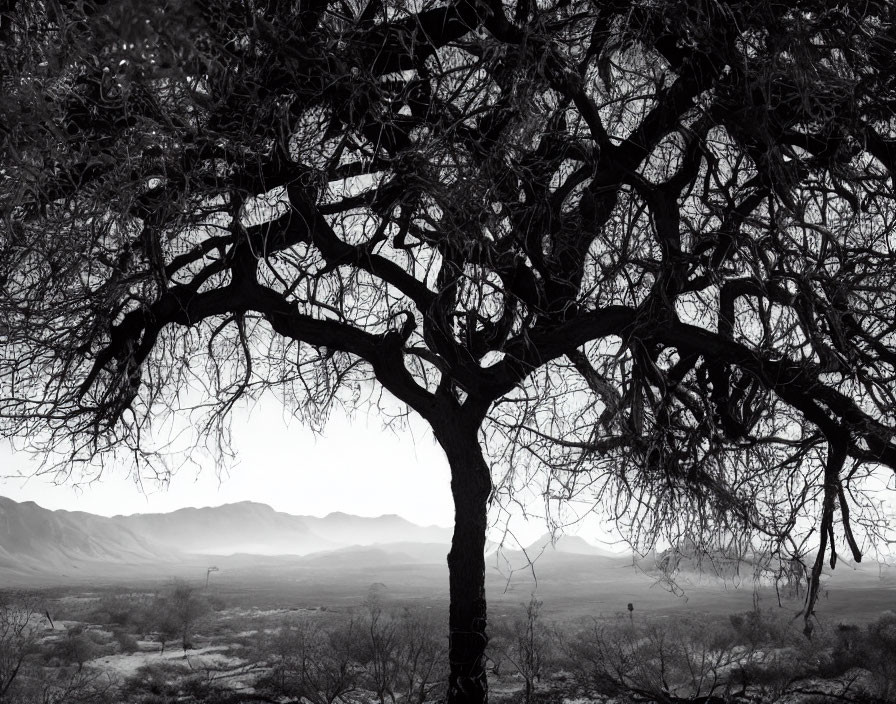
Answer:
top-left (434, 414), bottom-right (492, 704)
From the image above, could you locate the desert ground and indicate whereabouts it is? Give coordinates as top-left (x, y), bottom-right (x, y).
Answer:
top-left (3, 551), bottom-right (896, 704)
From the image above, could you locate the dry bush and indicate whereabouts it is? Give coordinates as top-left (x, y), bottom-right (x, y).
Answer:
top-left (562, 612), bottom-right (755, 702)
top-left (856, 611), bottom-right (896, 702)
top-left (260, 615), bottom-right (362, 704)
top-left (120, 661), bottom-right (193, 704)
top-left (357, 601), bottom-right (448, 704)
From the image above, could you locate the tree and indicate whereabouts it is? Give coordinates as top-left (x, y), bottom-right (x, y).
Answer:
top-left (491, 597), bottom-right (545, 704)
top-left (360, 588), bottom-right (401, 704)
top-left (57, 625), bottom-right (100, 673)
top-left (159, 580), bottom-right (210, 654)
top-left (153, 610), bottom-right (180, 656)
top-left (2, 0), bottom-right (896, 701)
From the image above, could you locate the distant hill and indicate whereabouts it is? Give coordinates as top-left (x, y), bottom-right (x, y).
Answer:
top-left (0, 497), bottom-right (457, 582)
top-left (113, 504), bottom-right (453, 556)
top-left (303, 541), bottom-right (450, 566)
top-left (0, 496), bottom-right (174, 579)
top-left (113, 502), bottom-right (335, 556)
top-left (486, 534), bottom-right (631, 577)
top-left (301, 512), bottom-right (451, 546)
top-left (1, 497), bottom-right (891, 622)
top-left (526, 532), bottom-right (622, 557)
top-left (637, 538), bottom-right (891, 589)
top-left (0, 497), bottom-right (621, 583)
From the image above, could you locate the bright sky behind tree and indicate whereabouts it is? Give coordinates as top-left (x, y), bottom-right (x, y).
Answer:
top-left (1, 402), bottom-right (453, 523)
top-left (1, 400), bottom-right (620, 548)
top-left (3, 398), bottom-right (892, 555)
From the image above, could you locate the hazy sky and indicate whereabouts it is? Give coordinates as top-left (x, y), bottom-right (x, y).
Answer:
top-left (4, 398), bottom-right (893, 555)
top-left (0, 402), bottom-right (455, 526)
top-left (0, 398), bottom-right (627, 547)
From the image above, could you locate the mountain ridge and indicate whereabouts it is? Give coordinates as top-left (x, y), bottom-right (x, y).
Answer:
top-left (0, 497), bottom-right (625, 580)
top-left (110, 501), bottom-right (448, 529)
top-left (1, 497), bottom-right (892, 613)
top-left (0, 496), bottom-right (456, 579)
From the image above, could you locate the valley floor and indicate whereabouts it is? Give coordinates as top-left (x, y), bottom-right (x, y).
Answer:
top-left (2, 580), bottom-right (895, 704)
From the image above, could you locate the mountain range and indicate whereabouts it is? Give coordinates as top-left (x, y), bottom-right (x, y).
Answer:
top-left (0, 496), bottom-right (617, 584)
top-left (0, 497), bottom-right (457, 577)
top-left (1, 496), bottom-right (892, 622)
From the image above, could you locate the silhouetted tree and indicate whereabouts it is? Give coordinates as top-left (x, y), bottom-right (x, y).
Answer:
top-left (2, 0), bottom-right (896, 701)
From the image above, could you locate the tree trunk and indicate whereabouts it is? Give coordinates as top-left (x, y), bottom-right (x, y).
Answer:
top-left (434, 413), bottom-right (492, 704)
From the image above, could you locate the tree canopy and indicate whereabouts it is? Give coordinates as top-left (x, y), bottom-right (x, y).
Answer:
top-left (2, 0), bottom-right (896, 700)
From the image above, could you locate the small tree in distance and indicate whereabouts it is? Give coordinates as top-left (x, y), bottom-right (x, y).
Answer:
top-left (153, 580), bottom-right (209, 655)
top-left (503, 597), bottom-right (545, 704)
top-left (2, 0), bottom-right (896, 701)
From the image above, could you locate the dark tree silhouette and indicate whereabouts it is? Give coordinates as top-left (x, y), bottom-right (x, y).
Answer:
top-left (2, 0), bottom-right (896, 701)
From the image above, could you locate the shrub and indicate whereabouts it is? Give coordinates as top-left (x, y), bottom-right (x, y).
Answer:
top-left (92, 594), bottom-right (153, 628)
top-left (488, 598), bottom-right (549, 704)
top-left (561, 612), bottom-right (763, 702)
top-left (122, 661), bottom-right (192, 700)
top-left (205, 594), bottom-right (228, 612)
top-left (728, 608), bottom-right (798, 650)
top-left (863, 611), bottom-right (896, 701)
top-left (259, 615), bottom-right (362, 704)
top-left (113, 629), bottom-right (140, 654)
